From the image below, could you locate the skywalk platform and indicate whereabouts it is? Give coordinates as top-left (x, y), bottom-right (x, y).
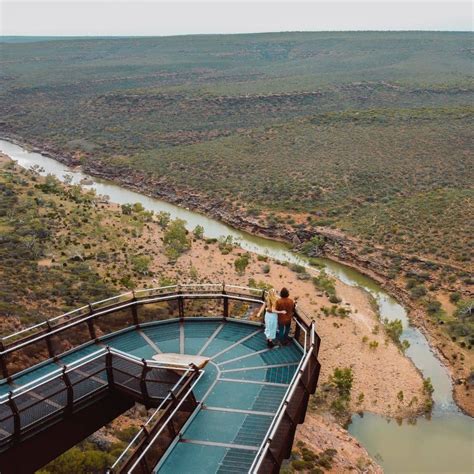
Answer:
top-left (0, 285), bottom-right (321, 473)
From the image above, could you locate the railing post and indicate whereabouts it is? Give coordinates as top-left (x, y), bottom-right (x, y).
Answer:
top-left (178, 295), bottom-right (184, 320)
top-left (8, 392), bottom-right (21, 441)
top-left (140, 359), bottom-right (150, 405)
top-left (222, 283), bottom-right (229, 319)
top-left (294, 310), bottom-right (301, 343)
top-left (45, 321), bottom-right (55, 358)
top-left (87, 317), bottom-right (97, 341)
top-left (86, 303), bottom-right (98, 341)
top-left (105, 349), bottom-right (114, 388)
top-left (132, 290), bottom-right (139, 327)
top-left (0, 340), bottom-right (9, 380)
top-left (260, 445), bottom-right (280, 474)
top-left (62, 366), bottom-right (74, 415)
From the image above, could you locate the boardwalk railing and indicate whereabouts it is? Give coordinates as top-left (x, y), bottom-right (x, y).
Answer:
top-left (250, 311), bottom-right (320, 473)
top-left (0, 284), bottom-right (321, 474)
top-left (115, 307), bottom-right (321, 474)
top-left (0, 347), bottom-right (196, 450)
top-left (109, 370), bottom-right (205, 473)
top-left (0, 284), bottom-right (265, 380)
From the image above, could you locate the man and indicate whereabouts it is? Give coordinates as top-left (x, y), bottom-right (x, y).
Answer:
top-left (275, 287), bottom-right (295, 345)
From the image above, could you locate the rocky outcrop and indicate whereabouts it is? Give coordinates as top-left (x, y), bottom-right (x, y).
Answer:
top-left (296, 412), bottom-right (383, 473)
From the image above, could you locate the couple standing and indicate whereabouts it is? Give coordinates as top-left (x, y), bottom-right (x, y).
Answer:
top-left (264, 287), bottom-right (295, 348)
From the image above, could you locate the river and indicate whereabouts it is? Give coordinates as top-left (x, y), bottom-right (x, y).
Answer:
top-left (1, 139), bottom-right (472, 473)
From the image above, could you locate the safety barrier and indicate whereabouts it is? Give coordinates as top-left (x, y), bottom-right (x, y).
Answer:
top-left (0, 347), bottom-right (194, 450)
top-left (0, 284), bottom-right (321, 473)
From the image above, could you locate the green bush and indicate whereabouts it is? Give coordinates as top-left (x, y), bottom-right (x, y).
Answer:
top-left (312, 270), bottom-right (337, 298)
top-left (193, 225), bottom-right (204, 239)
top-left (234, 254), bottom-right (250, 275)
top-left (449, 292), bottom-right (461, 304)
top-left (163, 218), bottom-right (191, 261)
top-left (331, 367), bottom-right (353, 399)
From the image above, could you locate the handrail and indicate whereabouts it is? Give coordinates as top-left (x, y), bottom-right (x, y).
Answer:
top-left (0, 348), bottom-right (199, 453)
top-left (249, 321), bottom-right (317, 473)
top-left (1, 285), bottom-right (263, 342)
top-left (125, 370), bottom-right (205, 473)
top-left (109, 369), bottom-right (193, 471)
top-left (0, 290), bottom-right (264, 358)
top-left (0, 347), bottom-right (191, 404)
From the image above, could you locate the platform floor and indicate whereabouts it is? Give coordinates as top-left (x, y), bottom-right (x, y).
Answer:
top-left (0, 319), bottom-right (304, 472)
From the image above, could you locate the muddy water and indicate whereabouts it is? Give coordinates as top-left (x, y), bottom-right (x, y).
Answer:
top-left (1, 139), bottom-right (472, 473)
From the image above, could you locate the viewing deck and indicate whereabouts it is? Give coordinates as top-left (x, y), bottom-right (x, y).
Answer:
top-left (0, 285), bottom-right (321, 473)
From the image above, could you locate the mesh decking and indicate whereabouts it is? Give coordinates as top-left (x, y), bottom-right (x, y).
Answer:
top-left (0, 287), bottom-right (320, 474)
top-left (0, 349), bottom-right (186, 453)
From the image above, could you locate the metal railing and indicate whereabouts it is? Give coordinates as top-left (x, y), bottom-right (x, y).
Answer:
top-left (0, 284), bottom-right (265, 381)
top-left (0, 284), bottom-right (321, 474)
top-left (250, 312), bottom-right (320, 473)
top-left (0, 347), bottom-right (194, 449)
top-left (109, 369), bottom-right (194, 471)
top-left (114, 370), bottom-right (205, 474)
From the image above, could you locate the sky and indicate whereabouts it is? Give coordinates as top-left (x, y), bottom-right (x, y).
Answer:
top-left (1, 0), bottom-right (472, 36)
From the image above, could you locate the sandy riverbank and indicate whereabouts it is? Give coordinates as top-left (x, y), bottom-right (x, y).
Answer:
top-left (3, 135), bottom-right (471, 418)
top-left (1, 153), bottom-right (468, 473)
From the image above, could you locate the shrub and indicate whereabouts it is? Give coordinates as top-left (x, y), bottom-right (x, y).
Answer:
top-left (426, 298), bottom-right (442, 315)
top-left (131, 255), bottom-right (151, 275)
top-left (193, 224), bottom-right (204, 239)
top-left (410, 285), bottom-right (427, 299)
top-left (121, 203), bottom-right (132, 215)
top-left (384, 319), bottom-right (403, 344)
top-left (218, 235), bottom-right (234, 254)
top-left (449, 292), bottom-right (461, 304)
top-left (116, 426), bottom-right (140, 442)
top-left (163, 218), bottom-right (191, 261)
top-left (312, 270), bottom-right (337, 297)
top-left (156, 211), bottom-right (171, 229)
top-left (289, 263), bottom-right (306, 273)
top-left (423, 377), bottom-right (434, 395)
top-left (234, 254), bottom-right (250, 275)
top-left (331, 367), bottom-right (353, 399)
top-left (301, 236), bottom-right (325, 256)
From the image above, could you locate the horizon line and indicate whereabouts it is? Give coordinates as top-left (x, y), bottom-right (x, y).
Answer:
top-left (1, 29), bottom-right (473, 38)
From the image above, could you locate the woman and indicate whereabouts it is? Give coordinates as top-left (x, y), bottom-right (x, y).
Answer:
top-left (264, 288), bottom-right (286, 348)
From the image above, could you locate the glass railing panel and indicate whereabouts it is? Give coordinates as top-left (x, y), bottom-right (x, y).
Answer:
top-left (183, 296), bottom-right (224, 319)
top-left (4, 338), bottom-right (51, 377)
top-left (94, 307), bottom-right (134, 337)
top-left (49, 320), bottom-right (93, 356)
top-left (136, 299), bottom-right (179, 324)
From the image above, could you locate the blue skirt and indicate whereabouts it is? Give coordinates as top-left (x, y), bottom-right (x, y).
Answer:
top-left (264, 311), bottom-right (278, 340)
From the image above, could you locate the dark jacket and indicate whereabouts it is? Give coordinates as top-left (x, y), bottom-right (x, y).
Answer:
top-left (276, 297), bottom-right (294, 325)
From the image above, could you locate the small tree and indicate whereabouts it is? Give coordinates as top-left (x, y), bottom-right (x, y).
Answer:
top-left (132, 202), bottom-right (145, 213)
top-left (163, 218), bottom-right (190, 261)
top-left (193, 225), bottom-right (204, 240)
top-left (234, 254), bottom-right (250, 275)
top-left (131, 255), bottom-right (151, 275)
top-left (384, 318), bottom-right (403, 344)
top-left (156, 211), bottom-right (171, 229)
top-left (331, 367), bottom-right (353, 399)
top-left (121, 203), bottom-right (132, 215)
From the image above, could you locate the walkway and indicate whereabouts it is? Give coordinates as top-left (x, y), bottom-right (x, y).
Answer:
top-left (0, 318), bottom-right (304, 473)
